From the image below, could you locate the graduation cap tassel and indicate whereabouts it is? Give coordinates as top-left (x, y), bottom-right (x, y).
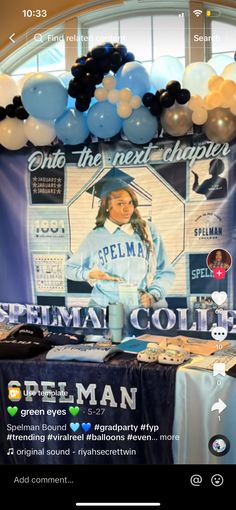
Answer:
top-left (91, 184), bottom-right (95, 209)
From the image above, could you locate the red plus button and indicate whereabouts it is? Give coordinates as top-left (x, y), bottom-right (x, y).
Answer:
top-left (213, 268), bottom-right (226, 280)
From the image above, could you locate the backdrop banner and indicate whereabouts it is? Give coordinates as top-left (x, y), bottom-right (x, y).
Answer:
top-left (0, 136), bottom-right (236, 334)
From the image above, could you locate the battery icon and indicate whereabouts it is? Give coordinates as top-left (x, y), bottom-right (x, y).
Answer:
top-left (205, 9), bottom-right (221, 17)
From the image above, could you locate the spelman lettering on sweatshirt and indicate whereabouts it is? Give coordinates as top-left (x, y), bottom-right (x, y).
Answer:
top-left (27, 141), bottom-right (230, 171)
top-left (98, 241), bottom-right (149, 265)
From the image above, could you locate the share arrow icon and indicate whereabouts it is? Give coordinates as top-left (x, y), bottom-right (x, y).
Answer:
top-left (211, 398), bottom-right (227, 414)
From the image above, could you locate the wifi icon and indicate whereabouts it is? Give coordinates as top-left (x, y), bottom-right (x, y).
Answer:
top-left (193, 9), bottom-right (203, 17)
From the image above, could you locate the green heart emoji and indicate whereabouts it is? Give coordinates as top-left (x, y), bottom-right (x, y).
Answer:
top-left (69, 406), bottom-right (80, 417)
top-left (7, 406), bottom-right (18, 417)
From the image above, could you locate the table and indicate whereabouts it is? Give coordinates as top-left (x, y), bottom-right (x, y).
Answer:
top-left (0, 352), bottom-right (176, 465)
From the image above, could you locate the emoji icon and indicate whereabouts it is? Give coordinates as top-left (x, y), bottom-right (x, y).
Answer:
top-left (70, 423), bottom-right (80, 432)
top-left (81, 422), bottom-right (91, 433)
top-left (211, 398), bottom-right (227, 414)
top-left (69, 406), bottom-right (80, 417)
top-left (7, 406), bottom-right (18, 417)
top-left (213, 267), bottom-right (226, 280)
top-left (7, 448), bottom-right (14, 455)
top-left (211, 474), bottom-right (224, 487)
top-left (213, 363), bottom-right (226, 377)
top-left (208, 435), bottom-right (230, 456)
top-left (211, 326), bottom-right (227, 341)
top-left (211, 291), bottom-right (227, 307)
top-left (190, 474), bottom-right (202, 486)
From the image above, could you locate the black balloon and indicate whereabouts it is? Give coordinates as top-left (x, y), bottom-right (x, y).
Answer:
top-left (5, 104), bottom-right (16, 118)
top-left (13, 95), bottom-right (22, 107)
top-left (142, 92), bottom-right (155, 107)
top-left (93, 72), bottom-right (104, 85)
top-left (110, 51), bottom-right (123, 66)
top-left (75, 100), bottom-right (90, 112)
top-left (68, 79), bottom-right (81, 98)
top-left (91, 46), bottom-right (107, 59)
top-left (76, 93), bottom-right (91, 107)
top-left (159, 88), bottom-right (166, 96)
top-left (85, 57), bottom-right (98, 74)
top-left (150, 101), bottom-right (163, 116)
top-left (71, 63), bottom-right (86, 79)
top-left (114, 43), bottom-right (127, 58)
top-left (123, 52), bottom-right (135, 64)
top-left (82, 73), bottom-right (95, 87)
top-left (97, 56), bottom-right (111, 74)
top-left (15, 106), bottom-right (29, 120)
top-left (176, 88), bottom-right (191, 105)
top-left (76, 56), bottom-right (87, 64)
top-left (166, 80), bottom-right (181, 97)
top-left (104, 42), bottom-right (114, 54)
top-left (0, 107), bottom-right (6, 121)
top-left (160, 92), bottom-right (175, 108)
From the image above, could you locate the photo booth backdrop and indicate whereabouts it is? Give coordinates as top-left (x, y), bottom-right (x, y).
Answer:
top-left (0, 136), bottom-right (235, 318)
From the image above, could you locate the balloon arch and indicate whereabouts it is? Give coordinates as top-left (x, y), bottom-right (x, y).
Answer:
top-left (0, 43), bottom-right (236, 150)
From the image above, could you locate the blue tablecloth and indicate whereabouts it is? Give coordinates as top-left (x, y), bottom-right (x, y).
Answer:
top-left (0, 352), bottom-right (176, 465)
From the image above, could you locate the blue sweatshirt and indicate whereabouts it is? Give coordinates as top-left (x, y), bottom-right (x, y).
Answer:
top-left (65, 219), bottom-right (175, 307)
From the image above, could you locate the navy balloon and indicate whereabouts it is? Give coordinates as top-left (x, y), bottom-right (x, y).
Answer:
top-left (123, 106), bottom-right (157, 144)
top-left (22, 73), bottom-right (68, 120)
top-left (87, 102), bottom-right (122, 138)
top-left (116, 62), bottom-right (150, 96)
top-left (55, 108), bottom-right (89, 144)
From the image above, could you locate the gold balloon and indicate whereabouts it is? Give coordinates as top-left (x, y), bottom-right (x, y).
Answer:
top-left (204, 107), bottom-right (236, 143)
top-left (161, 104), bottom-right (193, 137)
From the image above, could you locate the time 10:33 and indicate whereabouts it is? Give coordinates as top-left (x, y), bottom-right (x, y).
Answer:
top-left (22, 10), bottom-right (47, 17)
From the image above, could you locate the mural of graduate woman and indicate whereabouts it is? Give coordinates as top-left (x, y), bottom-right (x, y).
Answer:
top-left (65, 167), bottom-right (175, 310)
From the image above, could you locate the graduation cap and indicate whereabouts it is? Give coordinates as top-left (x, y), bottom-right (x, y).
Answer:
top-left (87, 167), bottom-right (134, 199)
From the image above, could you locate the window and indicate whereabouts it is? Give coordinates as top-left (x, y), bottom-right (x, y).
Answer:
top-left (87, 13), bottom-right (186, 71)
top-left (11, 40), bottom-right (66, 80)
top-left (211, 20), bottom-right (236, 58)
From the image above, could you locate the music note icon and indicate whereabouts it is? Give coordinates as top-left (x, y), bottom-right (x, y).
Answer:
top-left (7, 448), bottom-right (14, 455)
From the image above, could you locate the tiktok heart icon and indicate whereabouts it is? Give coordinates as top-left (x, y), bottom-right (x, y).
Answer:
top-left (211, 291), bottom-right (227, 307)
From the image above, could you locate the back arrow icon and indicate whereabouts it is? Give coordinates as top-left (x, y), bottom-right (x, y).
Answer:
top-left (9, 33), bottom-right (15, 43)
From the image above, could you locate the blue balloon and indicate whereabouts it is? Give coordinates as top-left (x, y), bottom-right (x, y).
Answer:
top-left (87, 102), bottom-right (122, 139)
top-left (55, 109), bottom-right (89, 144)
top-left (115, 62), bottom-right (150, 96)
top-left (123, 106), bottom-right (157, 144)
top-left (59, 71), bottom-right (75, 108)
top-left (22, 73), bottom-right (68, 120)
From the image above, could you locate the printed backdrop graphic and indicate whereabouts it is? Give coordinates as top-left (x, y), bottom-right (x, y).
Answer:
top-left (0, 137), bottom-right (235, 324)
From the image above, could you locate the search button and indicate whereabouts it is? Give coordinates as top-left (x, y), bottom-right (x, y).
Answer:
top-left (34, 33), bottom-right (43, 42)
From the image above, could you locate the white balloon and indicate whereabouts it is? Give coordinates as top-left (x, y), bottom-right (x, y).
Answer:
top-left (18, 73), bottom-right (35, 91)
top-left (117, 101), bottom-right (133, 118)
top-left (183, 62), bottom-right (216, 98)
top-left (0, 75), bottom-right (19, 107)
top-left (150, 56), bottom-right (184, 90)
top-left (0, 118), bottom-right (28, 150)
top-left (24, 116), bottom-right (56, 145)
top-left (208, 54), bottom-right (234, 75)
top-left (95, 88), bottom-right (108, 102)
top-left (222, 62), bottom-right (236, 83)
